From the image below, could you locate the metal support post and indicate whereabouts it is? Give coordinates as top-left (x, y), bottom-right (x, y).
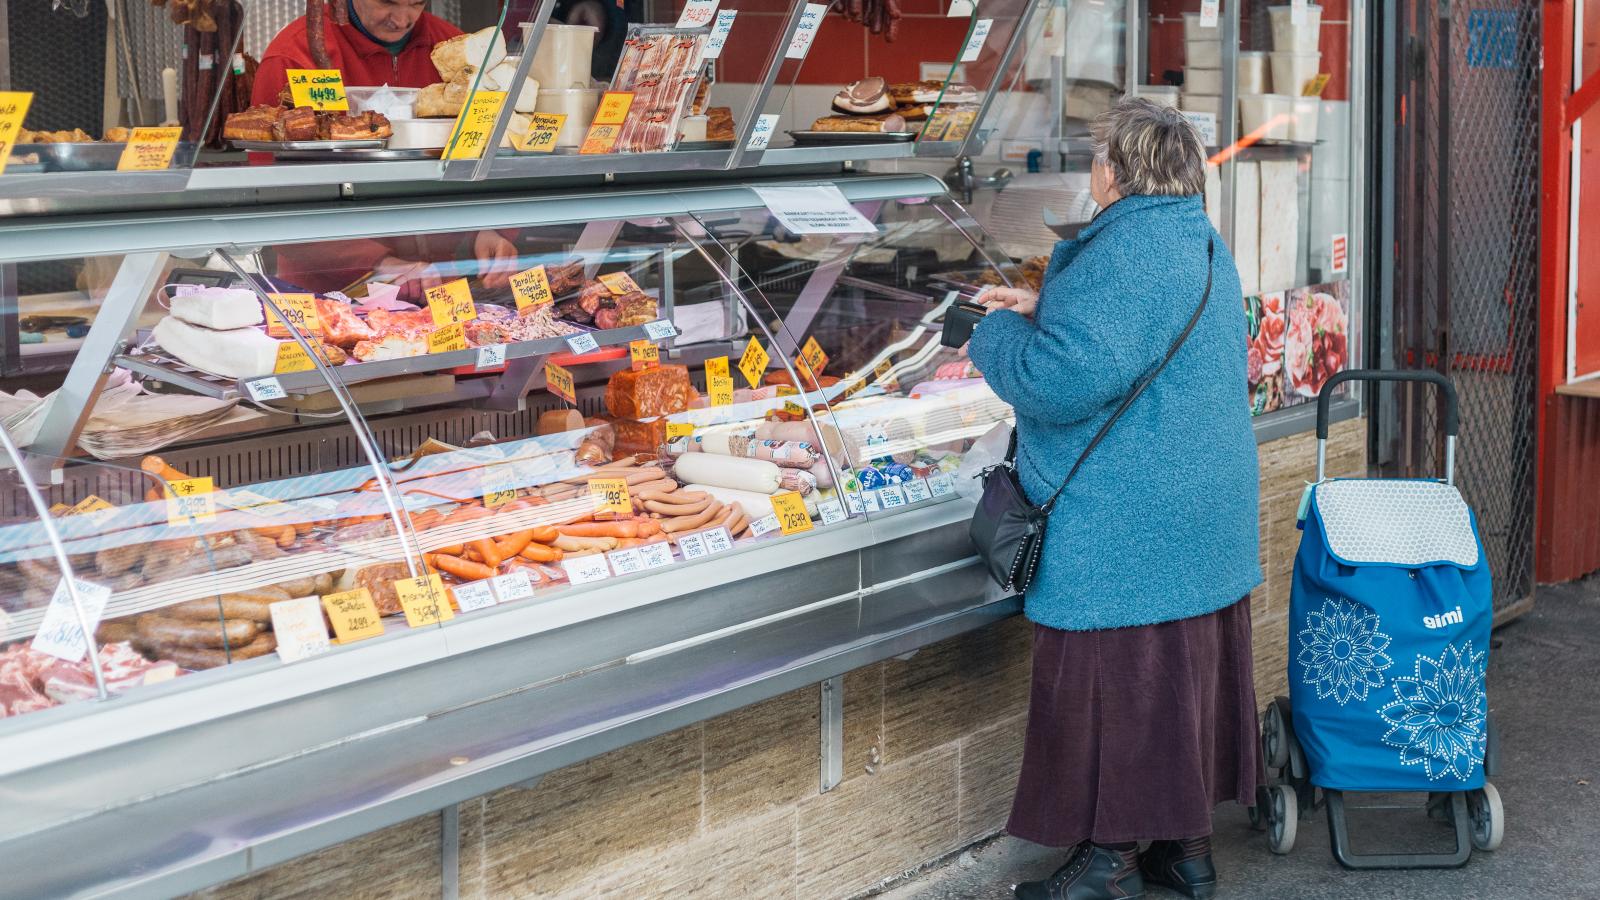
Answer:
top-left (819, 676), bottom-right (843, 793)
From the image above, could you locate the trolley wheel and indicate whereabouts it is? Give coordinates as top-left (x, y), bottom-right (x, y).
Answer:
top-left (1249, 784), bottom-right (1271, 831)
top-left (1267, 784), bottom-right (1298, 854)
top-left (1467, 782), bottom-right (1504, 851)
top-left (1263, 702), bottom-right (1291, 771)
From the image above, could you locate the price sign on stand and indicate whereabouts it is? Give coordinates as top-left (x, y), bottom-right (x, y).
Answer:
top-left (30, 577), bottom-right (111, 662)
top-left (0, 92), bottom-right (35, 176)
top-left (265, 293), bottom-right (321, 337)
top-left (323, 588), bottom-right (384, 643)
top-left (706, 357), bottom-right (734, 406)
top-left (588, 477), bottom-right (632, 516)
top-left (444, 90), bottom-right (507, 160)
top-left (704, 10), bottom-right (738, 58)
top-left (165, 476), bottom-right (216, 526)
top-left (545, 360), bottom-right (577, 403)
top-left (738, 337), bottom-right (770, 389)
top-left (511, 264), bottom-right (552, 312)
top-left (491, 570), bottom-right (537, 604)
top-left (511, 113), bottom-right (566, 152)
top-left (270, 596), bottom-right (332, 663)
top-left (630, 340), bottom-right (660, 369)
top-left (426, 279), bottom-right (477, 326)
top-left (428, 322), bottom-right (470, 353)
top-left (785, 3), bottom-right (828, 58)
top-left (451, 580), bottom-right (498, 613)
top-left (286, 69), bottom-right (349, 110)
top-left (959, 19), bottom-right (995, 63)
top-left (675, 0), bottom-right (719, 29)
top-left (394, 574), bottom-right (456, 628)
top-left (598, 271), bottom-right (641, 295)
top-left (798, 336), bottom-right (829, 378)
top-left (579, 91), bottom-right (634, 154)
top-left (769, 492), bottom-right (813, 535)
top-left (561, 554), bottom-right (612, 585)
top-left (703, 526), bottom-right (734, 554)
top-left (116, 127), bottom-right (183, 171)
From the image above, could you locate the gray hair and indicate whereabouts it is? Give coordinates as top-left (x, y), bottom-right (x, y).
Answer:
top-left (1089, 97), bottom-right (1207, 197)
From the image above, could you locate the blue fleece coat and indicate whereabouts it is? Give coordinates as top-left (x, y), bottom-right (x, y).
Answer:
top-left (968, 193), bottom-right (1262, 631)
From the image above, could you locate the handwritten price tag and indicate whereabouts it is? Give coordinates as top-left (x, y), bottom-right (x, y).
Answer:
top-left (598, 271), bottom-right (641, 295)
top-left (638, 542), bottom-right (675, 569)
top-left (561, 554), bottom-right (612, 584)
top-left (265, 293), bottom-right (321, 337)
top-left (959, 18), bottom-right (995, 63)
top-left (476, 343), bottom-right (507, 371)
top-left (677, 531), bottom-right (709, 559)
top-left (878, 485), bottom-right (908, 509)
top-left (165, 476), bottom-right (216, 526)
top-left (675, 0), bottom-right (720, 29)
top-left (738, 337), bottom-right (770, 389)
top-left (666, 422), bottom-right (695, 441)
top-left (748, 513), bottom-right (781, 537)
top-left (322, 588), bottom-right (384, 643)
top-left (903, 478), bottom-right (933, 504)
top-left (286, 68), bottom-right (348, 110)
top-left (786, 3), bottom-right (827, 58)
top-left (769, 492), bottom-right (813, 535)
top-left (0, 92), bottom-right (35, 176)
top-left (874, 359), bottom-right (900, 389)
top-left (579, 123), bottom-right (622, 155)
top-left (630, 340), bottom-right (660, 369)
top-left (444, 90), bottom-right (507, 160)
top-left (565, 332), bottom-right (600, 355)
top-left (928, 472), bottom-right (957, 498)
top-left (588, 477), bottom-right (631, 516)
top-left (394, 574), bottom-right (456, 628)
top-left (593, 91), bottom-right (634, 125)
top-left (247, 377), bottom-right (288, 401)
top-left (491, 570), bottom-right (537, 604)
top-left (428, 322), bottom-right (470, 353)
top-left (643, 319), bottom-right (677, 340)
top-left (427, 279), bottom-right (477, 326)
top-left (511, 112), bottom-right (566, 152)
top-left (511, 265), bottom-right (552, 312)
top-left (703, 526), bottom-right (734, 553)
top-left (67, 495), bottom-right (115, 517)
top-left (799, 336), bottom-right (829, 378)
top-left (745, 113), bottom-right (779, 151)
top-left (30, 577), bottom-right (110, 662)
top-left (817, 497), bottom-right (847, 525)
top-left (271, 595), bottom-right (332, 663)
top-left (705, 356), bottom-right (730, 380)
top-left (546, 360), bottom-right (576, 403)
top-left (451, 580), bottom-right (498, 612)
top-left (704, 10), bottom-right (738, 58)
top-left (607, 547), bottom-right (644, 575)
top-left (116, 127), bottom-right (183, 171)
top-left (482, 468), bottom-right (520, 508)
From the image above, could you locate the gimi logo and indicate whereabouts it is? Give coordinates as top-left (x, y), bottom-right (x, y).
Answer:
top-left (1424, 606), bottom-right (1464, 630)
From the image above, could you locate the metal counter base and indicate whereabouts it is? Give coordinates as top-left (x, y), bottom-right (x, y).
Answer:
top-left (0, 502), bottom-right (1019, 899)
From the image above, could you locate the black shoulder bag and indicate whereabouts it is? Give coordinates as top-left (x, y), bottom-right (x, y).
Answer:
top-left (969, 238), bottom-right (1214, 593)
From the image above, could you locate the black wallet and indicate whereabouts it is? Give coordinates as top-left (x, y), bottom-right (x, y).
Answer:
top-left (941, 299), bottom-right (989, 347)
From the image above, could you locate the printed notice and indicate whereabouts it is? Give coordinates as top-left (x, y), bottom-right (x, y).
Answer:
top-left (752, 184), bottom-right (877, 235)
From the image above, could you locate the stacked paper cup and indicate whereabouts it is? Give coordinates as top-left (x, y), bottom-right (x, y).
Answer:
top-left (1181, 11), bottom-right (1223, 139)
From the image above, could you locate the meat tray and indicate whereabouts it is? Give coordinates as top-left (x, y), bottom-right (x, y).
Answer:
top-left (230, 139), bottom-right (390, 155)
top-left (785, 130), bottom-right (918, 145)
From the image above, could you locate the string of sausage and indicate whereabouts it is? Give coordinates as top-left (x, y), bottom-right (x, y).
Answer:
top-left (835, 0), bottom-right (900, 41)
top-left (307, 0), bottom-right (350, 69)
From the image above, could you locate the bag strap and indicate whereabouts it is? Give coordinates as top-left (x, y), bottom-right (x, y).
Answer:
top-left (1037, 237), bottom-right (1215, 513)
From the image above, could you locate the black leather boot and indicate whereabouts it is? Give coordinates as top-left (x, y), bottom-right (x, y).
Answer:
top-left (1014, 842), bottom-right (1144, 900)
top-left (1138, 837), bottom-right (1216, 900)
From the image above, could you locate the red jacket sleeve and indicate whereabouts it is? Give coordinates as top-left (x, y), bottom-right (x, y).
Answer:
top-left (252, 55), bottom-right (294, 107)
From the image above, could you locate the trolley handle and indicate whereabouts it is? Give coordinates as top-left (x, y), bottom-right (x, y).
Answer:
top-left (1315, 369), bottom-right (1459, 485)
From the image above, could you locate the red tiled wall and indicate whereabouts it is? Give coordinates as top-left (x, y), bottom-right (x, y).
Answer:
top-left (1142, 0), bottom-right (1351, 101)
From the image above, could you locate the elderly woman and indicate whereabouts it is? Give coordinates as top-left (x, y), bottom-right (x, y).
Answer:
top-left (967, 97), bottom-right (1262, 899)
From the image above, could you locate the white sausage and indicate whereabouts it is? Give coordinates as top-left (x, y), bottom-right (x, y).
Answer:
top-left (673, 453), bottom-right (781, 493)
top-left (682, 483), bottom-right (820, 520)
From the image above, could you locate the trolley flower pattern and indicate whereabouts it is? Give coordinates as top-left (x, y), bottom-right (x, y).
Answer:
top-left (1379, 642), bottom-right (1488, 781)
top-left (1296, 596), bottom-right (1394, 705)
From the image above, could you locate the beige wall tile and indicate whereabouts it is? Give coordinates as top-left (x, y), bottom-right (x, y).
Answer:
top-left (704, 687), bottom-right (818, 829)
top-left (186, 814), bottom-right (442, 900)
top-left (1252, 612), bottom-right (1290, 706)
top-left (458, 727), bottom-right (702, 898)
top-left (843, 662), bottom-right (885, 784)
top-left (583, 809), bottom-right (799, 900)
top-left (882, 623), bottom-right (1031, 763)
top-left (958, 713), bottom-right (1028, 845)
top-left (795, 746), bottom-right (962, 899)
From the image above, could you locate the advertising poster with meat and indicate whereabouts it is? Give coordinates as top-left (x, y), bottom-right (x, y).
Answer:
top-left (1244, 280), bottom-right (1351, 416)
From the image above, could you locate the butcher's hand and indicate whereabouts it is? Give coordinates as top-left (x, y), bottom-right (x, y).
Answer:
top-left (378, 257), bottom-right (445, 305)
top-left (980, 286), bottom-right (1039, 318)
top-left (474, 231), bottom-right (519, 291)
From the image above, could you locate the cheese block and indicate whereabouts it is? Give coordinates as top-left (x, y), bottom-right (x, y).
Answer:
top-left (416, 82), bottom-right (469, 118)
top-left (169, 288), bottom-right (266, 330)
top-left (151, 316), bottom-right (281, 379)
top-left (432, 27), bottom-right (508, 82)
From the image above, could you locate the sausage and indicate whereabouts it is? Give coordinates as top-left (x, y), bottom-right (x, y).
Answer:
top-left (662, 500), bottom-right (722, 534)
top-left (644, 495), bottom-right (712, 517)
top-left (154, 632), bottom-right (279, 670)
top-left (136, 613), bottom-right (260, 649)
top-left (673, 454), bottom-right (782, 493)
top-left (576, 419), bottom-right (616, 466)
top-left (163, 587), bottom-right (290, 623)
top-left (307, 0), bottom-right (331, 69)
top-left (95, 619), bottom-right (138, 644)
top-left (96, 544), bottom-right (144, 577)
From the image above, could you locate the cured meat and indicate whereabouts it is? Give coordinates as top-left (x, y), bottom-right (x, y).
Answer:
top-left (809, 113), bottom-right (908, 133)
top-left (464, 320), bottom-right (513, 347)
top-left (276, 106), bottom-right (320, 141)
top-left (1, 641), bottom-right (181, 716)
top-left (354, 562), bottom-right (412, 616)
top-left (321, 111), bottom-right (393, 140)
top-left (547, 261), bottom-right (586, 296)
top-left (364, 307), bottom-right (435, 337)
top-left (316, 298), bottom-right (376, 347)
top-left (604, 365), bottom-right (697, 419)
top-left (352, 333), bottom-right (428, 361)
top-left (833, 78), bottom-right (892, 114)
top-left (610, 417), bottom-right (670, 458)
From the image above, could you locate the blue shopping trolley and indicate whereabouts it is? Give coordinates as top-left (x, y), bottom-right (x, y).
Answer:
top-left (1254, 370), bottom-right (1504, 868)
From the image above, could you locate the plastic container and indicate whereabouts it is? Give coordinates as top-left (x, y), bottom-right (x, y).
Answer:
top-left (535, 87), bottom-right (602, 147)
top-left (1239, 93), bottom-right (1293, 140)
top-left (1237, 51), bottom-right (1270, 94)
top-left (346, 86), bottom-right (419, 118)
top-left (1186, 39), bottom-right (1222, 68)
top-left (679, 114), bottom-right (708, 143)
top-left (1181, 93), bottom-right (1222, 117)
top-left (1270, 51), bottom-right (1322, 96)
top-left (1268, 4), bottom-right (1323, 52)
top-left (388, 118), bottom-right (457, 150)
top-left (526, 23), bottom-right (597, 89)
top-left (1290, 96), bottom-right (1321, 142)
top-left (1185, 67), bottom-right (1222, 95)
top-left (1134, 84), bottom-right (1180, 108)
top-left (1183, 11), bottom-right (1220, 41)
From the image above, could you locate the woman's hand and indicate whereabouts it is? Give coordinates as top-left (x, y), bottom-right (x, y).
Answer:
top-left (981, 286), bottom-right (1040, 318)
top-left (473, 231), bottom-right (519, 291)
top-left (376, 256), bottom-right (444, 304)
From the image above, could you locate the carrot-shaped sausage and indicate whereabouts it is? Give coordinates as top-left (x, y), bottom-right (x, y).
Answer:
top-left (494, 530), bottom-right (535, 559)
top-left (518, 542), bottom-right (563, 562)
top-left (470, 538), bottom-right (503, 568)
top-left (553, 534), bottom-right (619, 552)
top-left (632, 517), bottom-right (662, 537)
top-left (141, 455), bottom-right (193, 483)
top-left (529, 525), bottom-right (561, 544)
top-left (426, 553), bottom-right (496, 582)
top-left (558, 520), bottom-right (641, 539)
top-left (442, 504), bottom-right (492, 524)
top-left (434, 544), bottom-right (465, 556)
top-left (253, 525), bottom-right (297, 547)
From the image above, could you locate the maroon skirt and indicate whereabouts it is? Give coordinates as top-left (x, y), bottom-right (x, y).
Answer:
top-left (1007, 596), bottom-right (1261, 848)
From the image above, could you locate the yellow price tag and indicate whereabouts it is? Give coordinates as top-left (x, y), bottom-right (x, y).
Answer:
top-left (874, 359), bottom-right (900, 389)
top-left (941, 109), bottom-right (977, 143)
top-left (799, 336), bottom-right (829, 378)
top-left (265, 293), bottom-right (321, 337)
top-left (511, 112), bottom-right (566, 152)
top-left (666, 422), bottom-right (695, 441)
top-left (1302, 73), bottom-right (1331, 97)
top-left (274, 340), bottom-right (316, 374)
top-left (511, 265), bottom-right (553, 312)
top-left (444, 90), bottom-right (506, 160)
top-left (115, 127), bottom-right (183, 172)
top-left (587, 477), bottom-right (632, 517)
top-left (592, 91), bottom-right (635, 125)
top-left (598, 271), bottom-right (641, 295)
top-left (738, 337), bottom-right (770, 389)
top-left (705, 355), bottom-right (730, 381)
top-left (394, 574), bottom-right (456, 628)
top-left (783, 400), bottom-right (806, 417)
top-left (708, 374), bottom-right (735, 407)
top-left (67, 495), bottom-right (114, 516)
top-left (48, 502), bottom-right (69, 516)
top-left (322, 588), bottom-right (385, 643)
top-left (0, 92), bottom-right (34, 176)
top-left (285, 69), bottom-right (349, 110)
top-left (428, 322), bottom-right (469, 353)
top-left (629, 340), bottom-right (659, 369)
top-left (769, 492), bottom-right (813, 535)
top-left (165, 476), bottom-right (216, 526)
top-left (546, 360), bottom-right (576, 403)
top-left (578, 123), bottom-right (622, 155)
top-left (481, 464), bottom-right (521, 508)
top-left (426, 279), bottom-right (477, 326)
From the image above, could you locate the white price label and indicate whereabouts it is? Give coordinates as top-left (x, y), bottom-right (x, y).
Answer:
top-left (704, 10), bottom-right (738, 59)
top-left (561, 554), bottom-right (612, 585)
top-left (565, 332), bottom-right (600, 354)
top-left (675, 0), bottom-right (719, 29)
top-left (903, 478), bottom-right (933, 504)
top-left (643, 319), bottom-right (678, 340)
top-left (959, 18), bottom-right (994, 63)
top-left (877, 485), bottom-right (908, 509)
top-left (30, 577), bottom-right (111, 662)
top-left (490, 571), bottom-right (536, 604)
top-left (453, 580), bottom-right (498, 612)
top-left (607, 547), bottom-right (645, 575)
top-left (748, 513), bottom-right (780, 537)
top-left (1200, 0), bottom-right (1219, 27)
top-left (476, 343), bottom-right (507, 371)
top-left (1291, 0), bottom-right (1308, 25)
top-left (860, 490), bottom-right (882, 513)
top-left (677, 531), bottom-right (709, 560)
top-left (270, 595), bottom-right (332, 663)
top-left (638, 542), bottom-right (675, 569)
top-left (844, 491), bottom-right (865, 515)
top-left (703, 526), bottom-right (734, 554)
top-left (928, 472), bottom-right (957, 498)
top-left (1183, 111), bottom-right (1218, 146)
top-left (245, 378), bottom-right (287, 402)
top-left (746, 113), bottom-right (780, 151)
top-left (752, 184), bottom-right (877, 235)
top-left (817, 498), bottom-right (847, 525)
top-left (785, 3), bottom-right (827, 58)
top-left (947, 0), bottom-right (976, 15)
